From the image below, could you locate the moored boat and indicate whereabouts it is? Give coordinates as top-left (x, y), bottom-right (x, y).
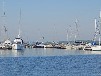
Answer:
top-left (12, 36), bottom-right (24, 50)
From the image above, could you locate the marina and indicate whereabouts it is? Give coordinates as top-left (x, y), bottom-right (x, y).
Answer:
top-left (0, 0), bottom-right (101, 52)
top-left (0, 0), bottom-right (101, 76)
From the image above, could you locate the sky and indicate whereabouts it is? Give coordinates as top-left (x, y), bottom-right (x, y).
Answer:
top-left (0, 0), bottom-right (101, 42)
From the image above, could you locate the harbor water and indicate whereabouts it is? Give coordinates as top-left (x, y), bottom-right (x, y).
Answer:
top-left (0, 48), bottom-right (101, 76)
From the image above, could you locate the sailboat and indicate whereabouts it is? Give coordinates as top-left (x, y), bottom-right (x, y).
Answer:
top-left (65, 26), bottom-right (73, 50)
top-left (91, 11), bottom-right (101, 51)
top-left (12, 9), bottom-right (24, 50)
top-left (0, 0), bottom-right (12, 50)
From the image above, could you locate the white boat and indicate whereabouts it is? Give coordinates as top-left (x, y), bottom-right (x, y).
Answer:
top-left (12, 35), bottom-right (24, 50)
top-left (83, 43), bottom-right (92, 51)
top-left (12, 9), bottom-right (24, 50)
top-left (35, 43), bottom-right (45, 48)
top-left (83, 46), bottom-right (92, 51)
top-left (0, 39), bottom-right (12, 49)
top-left (3, 39), bottom-right (12, 49)
top-left (65, 44), bottom-right (73, 50)
top-left (91, 45), bottom-right (101, 51)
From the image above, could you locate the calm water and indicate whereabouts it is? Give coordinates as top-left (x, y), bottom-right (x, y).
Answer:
top-left (0, 48), bottom-right (101, 57)
top-left (0, 48), bottom-right (101, 76)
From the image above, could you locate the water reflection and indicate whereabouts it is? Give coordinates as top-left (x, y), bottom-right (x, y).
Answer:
top-left (12, 50), bottom-right (24, 57)
top-left (91, 51), bottom-right (101, 54)
top-left (0, 50), bottom-right (12, 57)
top-left (0, 48), bottom-right (101, 57)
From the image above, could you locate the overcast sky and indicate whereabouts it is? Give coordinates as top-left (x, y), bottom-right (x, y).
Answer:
top-left (0, 0), bottom-right (101, 42)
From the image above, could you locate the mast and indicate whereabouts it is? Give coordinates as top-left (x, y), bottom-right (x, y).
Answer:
top-left (18, 8), bottom-right (21, 38)
top-left (2, 0), bottom-right (8, 40)
top-left (74, 19), bottom-right (78, 42)
top-left (94, 19), bottom-right (97, 33)
top-left (99, 11), bottom-right (101, 46)
top-left (66, 29), bottom-right (69, 42)
top-left (94, 18), bottom-right (97, 42)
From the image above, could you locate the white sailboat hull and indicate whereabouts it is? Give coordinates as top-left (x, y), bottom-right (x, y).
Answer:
top-left (65, 45), bottom-right (73, 50)
top-left (91, 46), bottom-right (101, 51)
